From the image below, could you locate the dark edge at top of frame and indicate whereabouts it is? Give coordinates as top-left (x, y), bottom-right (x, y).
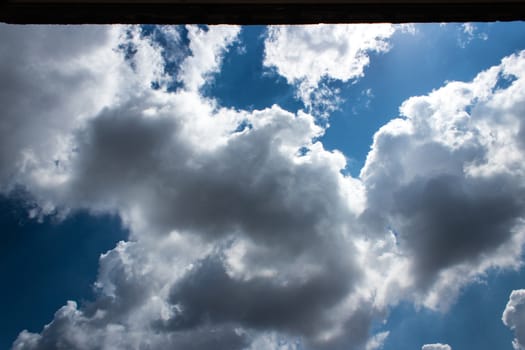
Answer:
top-left (1, 0), bottom-right (525, 24)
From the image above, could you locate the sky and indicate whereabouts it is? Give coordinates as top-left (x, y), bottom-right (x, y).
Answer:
top-left (1, 22), bottom-right (525, 350)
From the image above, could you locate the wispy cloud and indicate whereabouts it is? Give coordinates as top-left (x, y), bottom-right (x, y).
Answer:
top-left (458, 23), bottom-right (488, 48)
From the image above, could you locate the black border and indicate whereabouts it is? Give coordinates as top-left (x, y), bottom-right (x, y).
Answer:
top-left (1, 1), bottom-right (525, 24)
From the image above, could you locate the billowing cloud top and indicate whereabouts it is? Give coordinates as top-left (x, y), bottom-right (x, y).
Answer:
top-left (263, 24), bottom-right (400, 114)
top-left (503, 289), bottom-right (525, 350)
top-left (1, 24), bottom-right (524, 350)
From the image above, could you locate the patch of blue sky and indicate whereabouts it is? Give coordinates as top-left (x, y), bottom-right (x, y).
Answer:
top-left (379, 263), bottom-right (525, 350)
top-left (493, 70), bottom-right (518, 91)
top-left (203, 26), bottom-right (303, 113)
top-left (117, 27), bottom-right (139, 70)
top-left (0, 190), bottom-right (128, 349)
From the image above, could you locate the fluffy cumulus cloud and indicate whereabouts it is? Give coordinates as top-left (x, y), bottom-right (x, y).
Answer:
top-left (263, 24), bottom-right (400, 113)
top-left (5, 24), bottom-right (372, 350)
top-left (503, 289), bottom-right (525, 350)
top-left (422, 344), bottom-right (452, 350)
top-left (359, 51), bottom-right (525, 310)
top-left (2, 23), bottom-right (525, 350)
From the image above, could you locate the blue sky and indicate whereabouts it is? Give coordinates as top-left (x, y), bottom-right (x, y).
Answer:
top-left (1, 22), bottom-right (525, 350)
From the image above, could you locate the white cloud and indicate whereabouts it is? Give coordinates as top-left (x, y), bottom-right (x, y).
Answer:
top-left (365, 331), bottom-right (389, 350)
top-left (0, 24), bottom-right (170, 199)
top-left (55, 97), bottom-right (371, 348)
top-left (263, 24), bottom-right (399, 114)
top-left (359, 50), bottom-right (525, 310)
top-left (179, 25), bottom-right (240, 92)
top-left (4, 24), bottom-right (374, 350)
top-left (0, 25), bottom-right (121, 191)
top-left (503, 289), bottom-right (525, 350)
top-left (422, 344), bottom-right (452, 350)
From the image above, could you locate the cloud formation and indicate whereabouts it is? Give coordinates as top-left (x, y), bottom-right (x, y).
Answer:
top-left (5, 24), bottom-right (373, 350)
top-left (45, 88), bottom-right (372, 349)
top-left (1, 23), bottom-right (525, 350)
top-left (263, 24), bottom-right (398, 113)
top-left (503, 289), bottom-right (525, 350)
top-left (359, 51), bottom-right (525, 309)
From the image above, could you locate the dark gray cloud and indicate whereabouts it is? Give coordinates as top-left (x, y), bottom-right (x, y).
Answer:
top-left (10, 95), bottom-right (368, 349)
top-left (66, 103), bottom-right (184, 208)
top-left (388, 173), bottom-right (523, 287)
top-left (56, 96), bottom-right (367, 348)
top-left (65, 98), bottom-right (357, 252)
top-left (163, 254), bottom-right (353, 336)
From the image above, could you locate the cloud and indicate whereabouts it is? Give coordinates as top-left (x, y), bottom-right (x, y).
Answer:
top-left (0, 24), bottom-right (169, 204)
top-left (0, 25), bottom-right (119, 190)
top-left (51, 94), bottom-right (371, 348)
top-left (12, 300), bottom-right (250, 350)
top-left (503, 289), bottom-right (525, 350)
top-left (458, 23), bottom-right (488, 48)
top-left (165, 255), bottom-right (350, 335)
top-left (4, 24), bottom-right (374, 350)
top-left (263, 24), bottom-right (398, 114)
top-left (13, 102), bottom-right (370, 347)
top-left (365, 331), bottom-right (389, 350)
top-left (422, 344), bottom-right (452, 350)
top-left (179, 25), bottom-right (240, 92)
top-left (359, 50), bottom-right (525, 310)
top-left (360, 52), bottom-right (525, 309)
